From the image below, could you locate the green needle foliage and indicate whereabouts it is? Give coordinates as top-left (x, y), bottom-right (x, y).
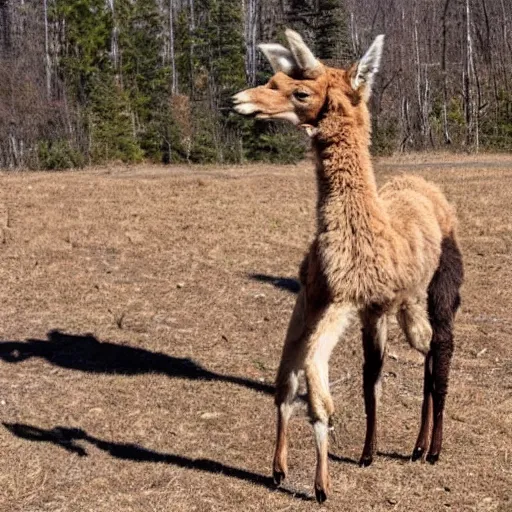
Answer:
top-left (40, 0), bottom-right (309, 167)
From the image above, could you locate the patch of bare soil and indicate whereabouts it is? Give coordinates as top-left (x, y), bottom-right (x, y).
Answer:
top-left (0, 154), bottom-right (511, 511)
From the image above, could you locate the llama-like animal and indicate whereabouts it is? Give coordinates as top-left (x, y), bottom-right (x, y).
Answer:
top-left (234, 31), bottom-right (463, 502)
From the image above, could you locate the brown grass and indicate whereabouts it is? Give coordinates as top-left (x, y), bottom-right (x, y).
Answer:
top-left (0, 154), bottom-right (511, 511)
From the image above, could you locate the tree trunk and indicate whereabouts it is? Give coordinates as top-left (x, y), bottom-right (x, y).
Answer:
top-left (169, 0), bottom-right (177, 93)
top-left (243, 0), bottom-right (259, 86)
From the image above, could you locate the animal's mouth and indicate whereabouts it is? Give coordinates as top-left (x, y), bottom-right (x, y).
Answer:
top-left (232, 104), bottom-right (278, 121)
top-left (233, 106), bottom-right (265, 120)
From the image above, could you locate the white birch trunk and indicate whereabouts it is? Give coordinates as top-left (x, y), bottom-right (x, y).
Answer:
top-left (465, 0), bottom-right (478, 150)
top-left (43, 0), bottom-right (51, 98)
top-left (413, 21), bottom-right (424, 137)
top-left (350, 11), bottom-right (359, 56)
top-left (106, 0), bottom-right (119, 71)
top-left (243, 0), bottom-right (258, 86)
top-left (189, 0), bottom-right (195, 96)
top-left (169, 0), bottom-right (177, 93)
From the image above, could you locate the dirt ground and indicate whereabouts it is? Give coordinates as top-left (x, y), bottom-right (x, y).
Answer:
top-left (0, 154), bottom-right (511, 512)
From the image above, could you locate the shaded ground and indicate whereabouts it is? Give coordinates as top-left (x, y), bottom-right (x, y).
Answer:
top-left (0, 154), bottom-right (511, 511)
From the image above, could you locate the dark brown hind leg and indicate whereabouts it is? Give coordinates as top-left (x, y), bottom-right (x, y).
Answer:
top-left (412, 234), bottom-right (463, 463)
top-left (412, 352), bottom-right (433, 461)
top-left (359, 308), bottom-right (388, 467)
top-left (427, 332), bottom-right (455, 463)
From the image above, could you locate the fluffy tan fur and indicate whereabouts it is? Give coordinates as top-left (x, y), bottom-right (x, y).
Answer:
top-left (234, 31), bottom-right (459, 502)
top-left (309, 67), bottom-right (456, 308)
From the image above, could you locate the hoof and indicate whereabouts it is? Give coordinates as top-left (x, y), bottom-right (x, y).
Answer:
top-left (315, 486), bottom-right (328, 504)
top-left (426, 452), bottom-right (439, 464)
top-left (359, 454), bottom-right (373, 467)
top-left (273, 469), bottom-right (286, 486)
top-left (411, 447), bottom-right (425, 462)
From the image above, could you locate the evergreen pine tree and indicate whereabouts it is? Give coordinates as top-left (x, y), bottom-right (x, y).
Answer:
top-left (51, 0), bottom-right (141, 164)
top-left (315, 0), bottom-right (353, 64)
top-left (117, 0), bottom-right (174, 161)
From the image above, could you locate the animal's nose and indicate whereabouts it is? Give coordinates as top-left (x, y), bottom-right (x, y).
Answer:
top-left (231, 92), bottom-right (259, 116)
top-left (232, 91), bottom-right (250, 105)
top-left (233, 103), bottom-right (259, 116)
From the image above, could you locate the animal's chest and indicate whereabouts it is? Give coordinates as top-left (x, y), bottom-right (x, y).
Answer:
top-left (305, 236), bottom-right (392, 306)
top-left (308, 231), bottom-right (437, 307)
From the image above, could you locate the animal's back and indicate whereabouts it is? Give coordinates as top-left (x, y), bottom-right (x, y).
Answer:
top-left (379, 174), bottom-right (457, 238)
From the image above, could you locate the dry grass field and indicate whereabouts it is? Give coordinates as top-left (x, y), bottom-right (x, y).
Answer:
top-left (0, 154), bottom-right (511, 512)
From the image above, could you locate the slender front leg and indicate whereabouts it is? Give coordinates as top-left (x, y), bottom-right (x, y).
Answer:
top-left (305, 303), bottom-right (355, 503)
top-left (359, 309), bottom-right (388, 467)
top-left (273, 369), bottom-right (300, 485)
top-left (273, 290), bottom-right (308, 485)
top-left (312, 420), bottom-right (330, 503)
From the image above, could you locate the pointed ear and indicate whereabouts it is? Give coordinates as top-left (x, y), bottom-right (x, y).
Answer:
top-left (285, 29), bottom-right (323, 76)
top-left (351, 35), bottom-right (385, 96)
top-left (258, 43), bottom-right (299, 75)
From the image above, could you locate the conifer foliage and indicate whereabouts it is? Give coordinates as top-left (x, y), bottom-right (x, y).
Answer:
top-left (1, 0), bottom-right (511, 169)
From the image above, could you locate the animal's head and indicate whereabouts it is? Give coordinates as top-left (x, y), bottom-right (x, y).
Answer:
top-left (233, 30), bottom-right (384, 133)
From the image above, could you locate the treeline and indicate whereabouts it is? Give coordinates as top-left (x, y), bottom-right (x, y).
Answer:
top-left (347, 0), bottom-right (512, 153)
top-left (0, 0), bottom-right (511, 170)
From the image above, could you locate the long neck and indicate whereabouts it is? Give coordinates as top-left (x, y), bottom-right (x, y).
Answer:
top-left (312, 108), bottom-right (388, 238)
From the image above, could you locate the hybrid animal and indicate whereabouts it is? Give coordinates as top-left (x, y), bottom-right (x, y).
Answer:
top-left (234, 30), bottom-right (464, 503)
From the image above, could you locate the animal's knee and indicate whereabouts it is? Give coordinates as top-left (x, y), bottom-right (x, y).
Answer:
top-left (305, 366), bottom-right (333, 423)
top-left (397, 306), bottom-right (432, 355)
top-left (275, 368), bottom-right (300, 406)
top-left (307, 399), bottom-right (332, 424)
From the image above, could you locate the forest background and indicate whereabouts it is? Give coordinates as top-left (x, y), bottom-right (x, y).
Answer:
top-left (0, 0), bottom-right (511, 169)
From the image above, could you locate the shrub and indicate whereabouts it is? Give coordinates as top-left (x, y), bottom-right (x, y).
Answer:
top-left (38, 140), bottom-right (84, 170)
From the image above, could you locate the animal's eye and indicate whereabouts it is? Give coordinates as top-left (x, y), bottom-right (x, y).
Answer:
top-left (293, 90), bottom-right (310, 101)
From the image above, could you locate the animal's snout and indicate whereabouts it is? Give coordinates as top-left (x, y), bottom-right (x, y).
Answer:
top-left (232, 91), bottom-right (260, 116)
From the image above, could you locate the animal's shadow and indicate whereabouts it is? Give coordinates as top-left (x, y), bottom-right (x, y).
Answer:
top-left (377, 451), bottom-right (412, 462)
top-left (3, 422), bottom-right (313, 501)
top-left (249, 273), bottom-right (300, 294)
top-left (327, 451), bottom-right (412, 465)
top-left (328, 452), bottom-right (359, 465)
top-left (0, 330), bottom-right (274, 395)
top-left (0, 332), bottom-right (361, 501)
